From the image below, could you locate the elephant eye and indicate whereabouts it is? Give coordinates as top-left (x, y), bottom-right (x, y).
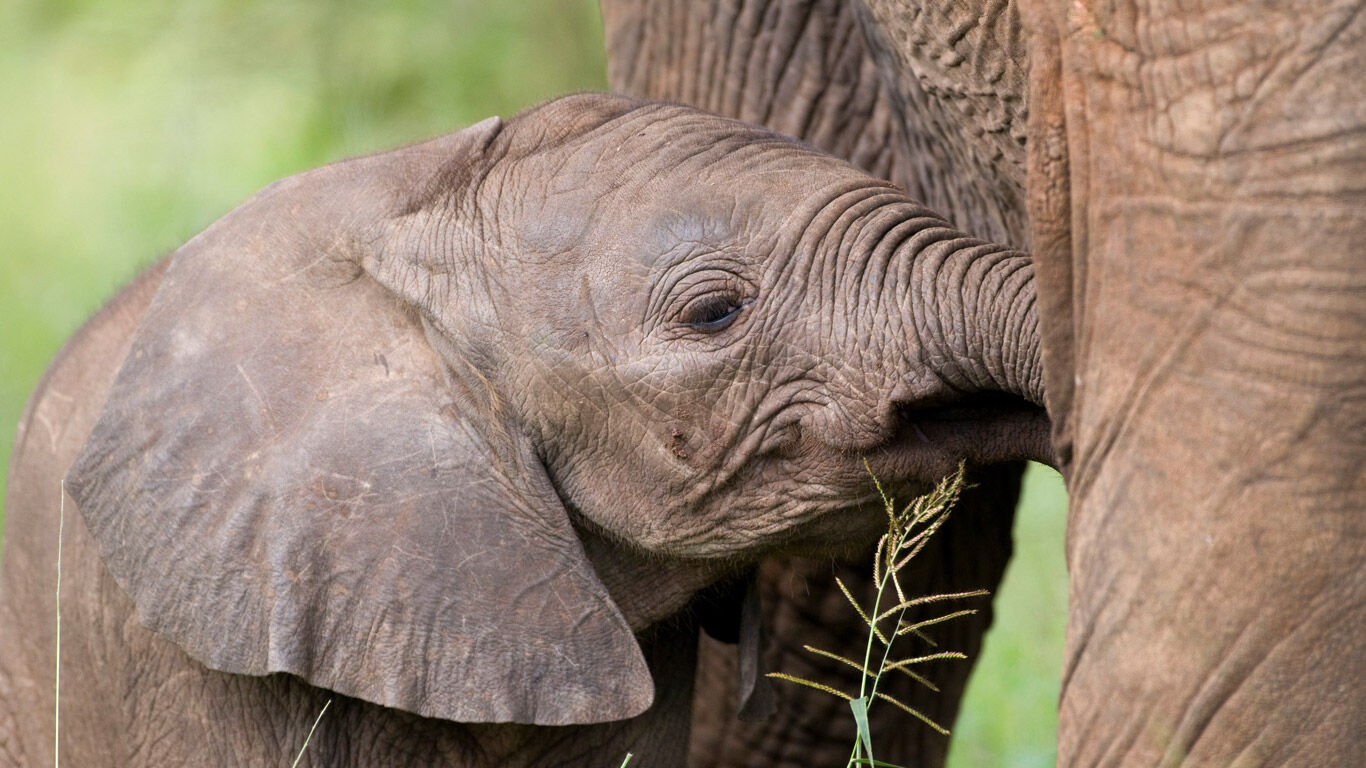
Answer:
top-left (680, 295), bottom-right (751, 332)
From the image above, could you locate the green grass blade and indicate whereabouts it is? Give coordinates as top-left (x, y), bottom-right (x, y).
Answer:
top-left (897, 609), bottom-right (979, 636)
top-left (803, 645), bottom-right (872, 675)
top-left (290, 699), bottom-right (333, 768)
top-left (883, 652), bottom-right (967, 672)
top-left (872, 534), bottom-right (887, 588)
top-left (883, 664), bottom-right (939, 692)
top-left (836, 577), bottom-right (889, 645)
top-left (850, 695), bottom-right (875, 761)
top-left (864, 459), bottom-right (895, 525)
top-left (891, 516), bottom-right (951, 570)
top-left (874, 590), bottom-right (989, 623)
top-left (888, 557), bottom-right (908, 605)
top-left (906, 626), bottom-right (938, 646)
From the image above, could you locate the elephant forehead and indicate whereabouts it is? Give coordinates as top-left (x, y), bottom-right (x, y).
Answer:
top-left (632, 208), bottom-right (747, 268)
top-left (502, 178), bottom-right (735, 262)
top-left (613, 172), bottom-right (867, 268)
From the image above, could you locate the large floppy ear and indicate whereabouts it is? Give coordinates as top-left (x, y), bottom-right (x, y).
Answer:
top-left (66, 119), bottom-right (653, 725)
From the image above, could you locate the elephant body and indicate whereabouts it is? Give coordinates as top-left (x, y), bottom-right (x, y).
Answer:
top-left (602, 0), bottom-right (1366, 765)
top-left (0, 95), bottom-right (1049, 766)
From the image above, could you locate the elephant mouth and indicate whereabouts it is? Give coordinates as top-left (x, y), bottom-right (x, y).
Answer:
top-left (863, 393), bottom-right (1054, 481)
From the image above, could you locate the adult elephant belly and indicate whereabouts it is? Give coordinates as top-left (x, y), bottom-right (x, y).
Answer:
top-left (601, 1), bottom-right (1038, 766)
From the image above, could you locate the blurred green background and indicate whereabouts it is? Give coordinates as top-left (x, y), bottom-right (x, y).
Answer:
top-left (0, 1), bottom-right (1066, 764)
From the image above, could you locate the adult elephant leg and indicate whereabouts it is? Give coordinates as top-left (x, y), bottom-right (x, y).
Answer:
top-left (1025, 0), bottom-right (1366, 764)
top-left (602, 2), bottom-right (1037, 762)
top-left (851, 0), bottom-right (1031, 246)
top-left (690, 464), bottom-right (1022, 768)
top-left (602, 0), bottom-right (1032, 246)
top-left (602, 0), bottom-right (905, 184)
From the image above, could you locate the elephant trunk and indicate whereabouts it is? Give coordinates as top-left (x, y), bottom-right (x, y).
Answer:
top-left (861, 199), bottom-right (1044, 408)
top-left (814, 191), bottom-right (1053, 470)
top-left (893, 216), bottom-right (1051, 468)
top-left (903, 236), bottom-right (1044, 407)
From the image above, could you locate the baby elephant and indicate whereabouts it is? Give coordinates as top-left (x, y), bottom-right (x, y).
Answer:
top-left (0, 94), bottom-right (1048, 766)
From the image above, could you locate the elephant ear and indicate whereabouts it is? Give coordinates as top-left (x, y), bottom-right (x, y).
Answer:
top-left (65, 121), bottom-right (653, 725)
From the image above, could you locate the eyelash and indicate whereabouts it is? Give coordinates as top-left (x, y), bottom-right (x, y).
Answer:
top-left (680, 295), bottom-right (752, 332)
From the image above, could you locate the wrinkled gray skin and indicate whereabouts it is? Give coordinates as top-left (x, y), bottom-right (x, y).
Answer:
top-left (603, 1), bottom-right (1365, 766)
top-left (0, 95), bottom-right (1049, 767)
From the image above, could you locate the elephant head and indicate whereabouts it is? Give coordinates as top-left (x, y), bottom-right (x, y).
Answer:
top-left (65, 94), bottom-right (1048, 730)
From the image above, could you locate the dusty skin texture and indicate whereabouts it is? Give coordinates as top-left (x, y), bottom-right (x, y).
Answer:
top-left (604, 1), bottom-right (1364, 766)
top-left (0, 96), bottom-right (1048, 766)
top-left (1024, 0), bottom-right (1365, 764)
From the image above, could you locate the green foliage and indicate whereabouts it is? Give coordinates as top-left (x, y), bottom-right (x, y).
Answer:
top-left (768, 464), bottom-right (989, 767)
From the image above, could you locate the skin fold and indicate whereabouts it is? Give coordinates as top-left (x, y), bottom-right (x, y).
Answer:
top-left (603, 0), bottom-right (1365, 765)
top-left (0, 95), bottom-right (1048, 767)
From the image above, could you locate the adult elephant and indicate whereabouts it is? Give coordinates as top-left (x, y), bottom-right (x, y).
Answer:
top-left (601, 1), bottom-right (1366, 765)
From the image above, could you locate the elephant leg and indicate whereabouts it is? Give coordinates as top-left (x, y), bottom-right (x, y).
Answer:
top-left (601, 0), bottom-right (1033, 248)
top-left (1024, 0), bottom-right (1366, 763)
top-left (689, 463), bottom-right (1024, 768)
top-left (602, 0), bottom-right (905, 186)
